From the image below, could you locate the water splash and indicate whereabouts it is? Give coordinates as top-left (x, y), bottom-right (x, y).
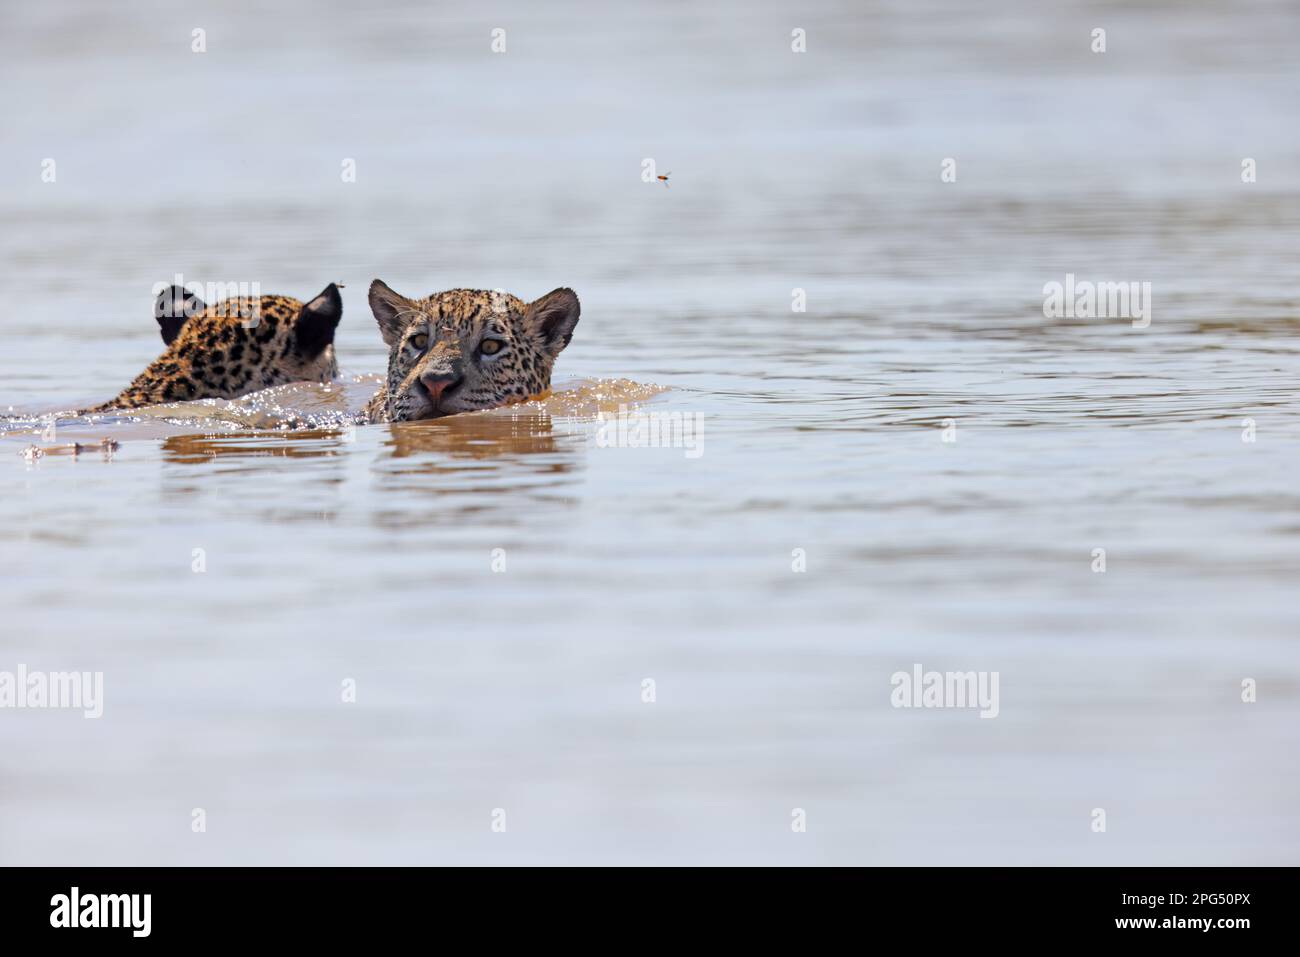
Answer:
top-left (2, 375), bottom-right (667, 450)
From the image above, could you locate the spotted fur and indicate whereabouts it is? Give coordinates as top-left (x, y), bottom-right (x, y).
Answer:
top-left (86, 283), bottom-right (342, 412)
top-left (363, 280), bottom-right (581, 422)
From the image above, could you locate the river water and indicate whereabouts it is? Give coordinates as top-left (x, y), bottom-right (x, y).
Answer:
top-left (0, 0), bottom-right (1297, 864)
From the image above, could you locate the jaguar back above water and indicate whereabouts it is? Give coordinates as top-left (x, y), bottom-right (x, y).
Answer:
top-left (84, 282), bottom-right (343, 413)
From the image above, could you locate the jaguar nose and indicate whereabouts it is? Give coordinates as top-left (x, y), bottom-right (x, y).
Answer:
top-left (420, 372), bottom-right (463, 405)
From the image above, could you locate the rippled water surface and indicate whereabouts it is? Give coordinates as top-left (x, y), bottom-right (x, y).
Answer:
top-left (1, 0), bottom-right (1299, 864)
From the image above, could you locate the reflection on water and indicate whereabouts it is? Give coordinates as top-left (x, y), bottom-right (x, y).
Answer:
top-left (1, 0), bottom-right (1299, 866)
top-left (133, 380), bottom-right (665, 529)
top-left (385, 413), bottom-right (563, 459)
top-left (373, 413), bottom-right (583, 529)
top-left (161, 430), bottom-right (354, 464)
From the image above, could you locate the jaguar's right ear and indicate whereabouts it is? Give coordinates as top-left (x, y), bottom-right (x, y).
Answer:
top-left (368, 279), bottom-right (417, 349)
top-left (295, 282), bottom-right (344, 358)
top-left (154, 284), bottom-right (205, 345)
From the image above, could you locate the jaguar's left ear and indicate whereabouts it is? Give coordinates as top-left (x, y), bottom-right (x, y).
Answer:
top-left (155, 284), bottom-right (205, 345)
top-left (523, 288), bottom-right (580, 359)
top-left (295, 283), bottom-right (343, 358)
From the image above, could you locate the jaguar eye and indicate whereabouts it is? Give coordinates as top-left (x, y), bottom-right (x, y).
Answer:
top-left (480, 339), bottom-right (503, 356)
top-left (409, 333), bottom-right (428, 350)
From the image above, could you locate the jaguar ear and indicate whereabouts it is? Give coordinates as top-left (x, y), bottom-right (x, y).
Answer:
top-left (295, 282), bottom-right (343, 358)
top-left (523, 288), bottom-right (581, 359)
top-left (154, 284), bottom-right (204, 345)
top-left (368, 279), bottom-right (416, 348)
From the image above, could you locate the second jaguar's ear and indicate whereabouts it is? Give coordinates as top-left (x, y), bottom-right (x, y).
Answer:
top-left (369, 279), bottom-right (416, 348)
top-left (294, 282), bottom-right (343, 358)
top-left (154, 284), bottom-right (205, 345)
